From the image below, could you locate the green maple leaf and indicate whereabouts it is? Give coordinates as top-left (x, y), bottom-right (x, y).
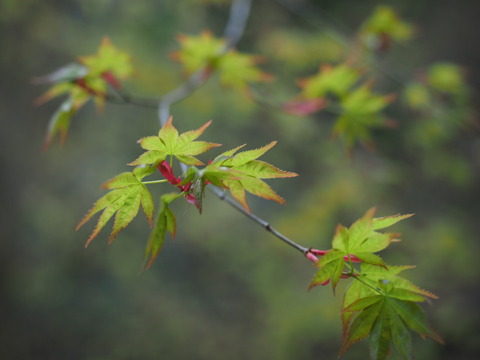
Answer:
top-left (341, 264), bottom-right (437, 338)
top-left (172, 31), bottom-right (271, 91)
top-left (36, 81), bottom-right (94, 149)
top-left (217, 51), bottom-right (272, 90)
top-left (341, 294), bottom-right (442, 359)
top-left (129, 116), bottom-right (221, 167)
top-left (144, 192), bottom-right (180, 269)
top-left (171, 31), bottom-right (225, 73)
top-left (358, 264), bottom-right (438, 301)
top-left (216, 141), bottom-right (298, 211)
top-left (308, 249), bottom-right (345, 290)
top-left (340, 262), bottom-right (440, 359)
top-left (37, 38), bottom-right (134, 108)
top-left (76, 165), bottom-right (156, 246)
top-left (42, 97), bottom-right (75, 149)
top-left (360, 6), bottom-right (414, 43)
top-left (334, 85), bottom-right (394, 146)
top-left (310, 209), bottom-right (413, 292)
top-left (333, 208), bottom-right (413, 268)
top-left (36, 38), bottom-right (135, 148)
top-left (78, 36), bottom-right (135, 79)
top-left (298, 64), bottom-right (360, 99)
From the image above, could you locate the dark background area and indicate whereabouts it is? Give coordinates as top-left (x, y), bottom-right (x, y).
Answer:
top-left (1, 0), bottom-right (480, 359)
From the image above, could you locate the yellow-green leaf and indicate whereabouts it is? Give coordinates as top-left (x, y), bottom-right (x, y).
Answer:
top-left (78, 36), bottom-right (135, 79)
top-left (145, 193), bottom-right (180, 268)
top-left (76, 171), bottom-right (154, 246)
top-left (43, 97), bottom-right (75, 149)
top-left (171, 31), bottom-right (225, 73)
top-left (299, 64), bottom-right (360, 99)
top-left (130, 116), bottom-right (221, 166)
top-left (217, 51), bottom-right (272, 90)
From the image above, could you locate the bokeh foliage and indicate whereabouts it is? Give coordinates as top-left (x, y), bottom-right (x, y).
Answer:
top-left (1, 0), bottom-right (480, 359)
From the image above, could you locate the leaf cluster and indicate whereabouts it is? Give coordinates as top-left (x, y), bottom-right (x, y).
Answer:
top-left (360, 6), bottom-right (414, 51)
top-left (77, 117), bottom-right (297, 267)
top-left (35, 37), bottom-right (135, 148)
top-left (308, 209), bottom-right (442, 359)
top-left (292, 64), bottom-right (394, 146)
top-left (172, 31), bottom-right (272, 92)
top-left (284, 6), bottom-right (412, 147)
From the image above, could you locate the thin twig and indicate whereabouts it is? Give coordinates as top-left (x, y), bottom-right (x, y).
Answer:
top-left (106, 89), bottom-right (159, 108)
top-left (208, 186), bottom-right (309, 255)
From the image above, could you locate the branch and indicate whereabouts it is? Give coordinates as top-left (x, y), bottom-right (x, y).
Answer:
top-left (106, 88), bottom-right (159, 108)
top-left (103, 0), bottom-right (312, 258)
top-left (208, 186), bottom-right (309, 255)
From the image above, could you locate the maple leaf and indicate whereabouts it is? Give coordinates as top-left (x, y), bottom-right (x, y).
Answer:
top-left (36, 38), bottom-right (136, 148)
top-left (172, 31), bottom-right (271, 92)
top-left (335, 208), bottom-right (412, 266)
top-left (360, 6), bottom-right (414, 52)
top-left (215, 141), bottom-right (298, 211)
top-left (217, 51), bottom-right (273, 90)
top-left (340, 262), bottom-right (440, 359)
top-left (76, 165), bottom-right (156, 246)
top-left (37, 37), bottom-right (134, 109)
top-left (334, 85), bottom-right (395, 146)
top-left (144, 192), bottom-right (179, 269)
top-left (308, 249), bottom-right (346, 290)
top-left (298, 64), bottom-right (361, 99)
top-left (171, 31), bottom-right (225, 73)
top-left (78, 36), bottom-right (135, 81)
top-left (309, 209), bottom-right (413, 292)
top-left (340, 293), bottom-right (442, 359)
top-left (129, 116), bottom-right (221, 167)
top-left (42, 97), bottom-right (75, 149)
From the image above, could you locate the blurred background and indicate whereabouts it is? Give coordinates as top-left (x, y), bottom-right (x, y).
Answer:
top-left (1, 0), bottom-right (480, 359)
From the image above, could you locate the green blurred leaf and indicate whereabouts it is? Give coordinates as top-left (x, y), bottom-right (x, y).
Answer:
top-left (427, 62), bottom-right (464, 93)
top-left (299, 64), bottom-right (360, 99)
top-left (217, 51), bottom-right (272, 90)
top-left (79, 36), bottom-right (135, 79)
top-left (43, 97), bottom-right (75, 149)
top-left (361, 6), bottom-right (414, 45)
top-left (335, 85), bottom-right (393, 146)
top-left (171, 31), bottom-right (225, 73)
